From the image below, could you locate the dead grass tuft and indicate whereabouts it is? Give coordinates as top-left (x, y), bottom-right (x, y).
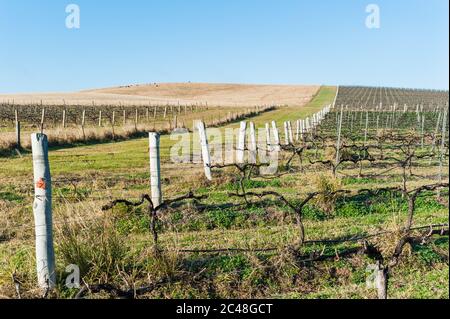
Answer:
top-left (312, 173), bottom-right (342, 215)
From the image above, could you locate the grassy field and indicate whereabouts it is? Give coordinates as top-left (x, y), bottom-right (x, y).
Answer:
top-left (0, 86), bottom-right (448, 299)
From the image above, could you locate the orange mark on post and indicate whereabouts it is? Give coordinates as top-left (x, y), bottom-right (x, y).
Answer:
top-left (36, 178), bottom-right (46, 190)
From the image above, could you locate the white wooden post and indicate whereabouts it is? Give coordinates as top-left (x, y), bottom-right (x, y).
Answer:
top-left (432, 111), bottom-right (442, 153)
top-left (197, 121), bottom-right (212, 180)
top-left (438, 109), bottom-right (448, 188)
top-left (248, 122), bottom-right (257, 164)
top-left (287, 121), bottom-right (294, 144)
top-left (335, 106), bottom-right (344, 165)
top-left (111, 111), bottom-right (116, 137)
top-left (284, 122), bottom-right (289, 145)
top-left (62, 109), bottom-right (66, 128)
top-left (271, 121), bottom-right (280, 151)
top-left (135, 109), bottom-right (138, 130)
top-left (237, 121), bottom-right (247, 164)
top-left (416, 105), bottom-right (420, 126)
top-left (364, 111), bottom-right (369, 145)
top-left (15, 109), bottom-right (21, 149)
top-left (31, 133), bottom-right (56, 289)
top-left (332, 86), bottom-right (339, 108)
top-left (421, 114), bottom-right (425, 149)
top-left (98, 110), bottom-right (102, 127)
top-left (40, 108), bottom-right (45, 133)
top-left (149, 133), bottom-right (162, 207)
top-left (81, 109), bottom-right (86, 140)
top-left (173, 115), bottom-right (178, 130)
top-left (300, 120), bottom-right (304, 141)
top-left (265, 123), bottom-right (271, 151)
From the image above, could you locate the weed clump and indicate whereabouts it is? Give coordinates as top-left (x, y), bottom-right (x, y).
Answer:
top-left (57, 217), bottom-right (128, 283)
top-left (312, 174), bottom-right (342, 215)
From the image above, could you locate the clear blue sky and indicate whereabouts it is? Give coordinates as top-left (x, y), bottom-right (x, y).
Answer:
top-left (0, 0), bottom-right (448, 93)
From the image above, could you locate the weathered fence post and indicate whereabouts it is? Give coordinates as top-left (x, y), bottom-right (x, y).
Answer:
top-left (40, 108), bottom-right (46, 133)
top-left (271, 121), bottom-right (280, 151)
top-left (305, 117), bottom-right (311, 133)
top-left (335, 106), bottom-right (344, 166)
top-left (15, 109), bottom-right (21, 149)
top-left (300, 120), bottom-right (304, 142)
top-left (111, 111), bottom-right (116, 139)
top-left (173, 115), bottom-right (178, 130)
top-left (284, 122), bottom-right (289, 145)
top-left (265, 123), bottom-right (272, 151)
top-left (135, 109), bottom-right (138, 131)
top-left (438, 109), bottom-right (448, 197)
top-left (431, 111), bottom-right (442, 153)
top-left (375, 262), bottom-right (388, 299)
top-left (364, 111), bottom-right (369, 145)
top-left (62, 109), bottom-right (66, 128)
top-left (98, 110), bottom-right (102, 127)
top-left (149, 133), bottom-right (163, 207)
top-left (332, 85), bottom-right (339, 108)
top-left (287, 121), bottom-right (294, 144)
top-left (31, 133), bottom-right (56, 290)
top-left (81, 109), bottom-right (86, 141)
top-left (237, 121), bottom-right (247, 164)
top-left (421, 114), bottom-right (425, 149)
top-left (197, 121), bottom-right (212, 180)
top-left (248, 122), bottom-right (257, 164)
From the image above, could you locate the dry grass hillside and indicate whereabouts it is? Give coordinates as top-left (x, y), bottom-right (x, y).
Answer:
top-left (86, 83), bottom-right (320, 106)
top-left (1, 83), bottom-right (320, 107)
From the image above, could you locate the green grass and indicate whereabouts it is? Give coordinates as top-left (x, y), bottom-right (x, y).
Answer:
top-left (0, 190), bottom-right (25, 203)
top-left (1, 86), bottom-right (448, 299)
